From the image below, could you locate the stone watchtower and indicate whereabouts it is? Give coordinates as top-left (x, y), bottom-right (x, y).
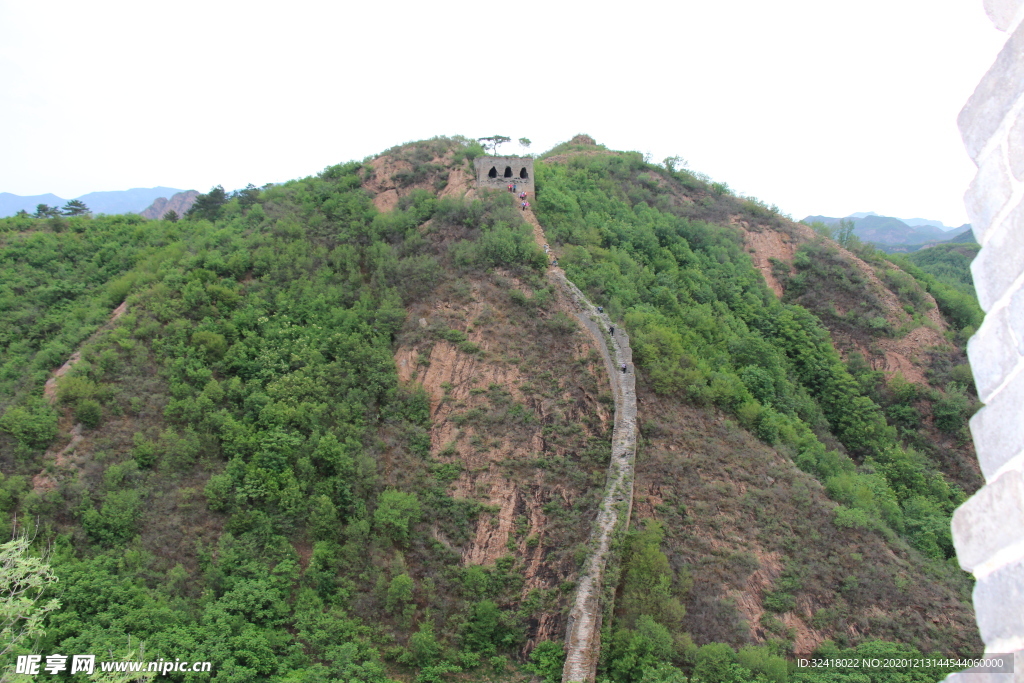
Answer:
top-left (473, 156), bottom-right (535, 194)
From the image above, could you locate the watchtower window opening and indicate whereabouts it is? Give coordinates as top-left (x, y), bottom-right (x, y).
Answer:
top-left (520, 167), bottom-right (529, 179)
top-left (503, 166), bottom-right (513, 178)
top-left (488, 166), bottom-right (497, 178)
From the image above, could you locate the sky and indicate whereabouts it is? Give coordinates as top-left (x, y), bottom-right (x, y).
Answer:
top-left (0, 0), bottom-right (1007, 227)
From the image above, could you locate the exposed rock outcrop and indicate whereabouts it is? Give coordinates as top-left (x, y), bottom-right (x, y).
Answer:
top-left (139, 190), bottom-right (199, 219)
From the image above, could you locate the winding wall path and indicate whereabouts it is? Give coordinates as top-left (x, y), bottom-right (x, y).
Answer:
top-left (521, 208), bottom-right (638, 682)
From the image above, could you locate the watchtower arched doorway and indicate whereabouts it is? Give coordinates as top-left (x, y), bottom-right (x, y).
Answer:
top-left (520, 167), bottom-right (529, 179)
top-left (488, 166), bottom-right (497, 178)
top-left (503, 166), bottom-right (513, 178)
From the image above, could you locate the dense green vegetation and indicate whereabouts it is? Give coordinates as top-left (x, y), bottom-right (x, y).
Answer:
top-left (0, 212), bottom-right (175, 412)
top-left (896, 245), bottom-right (984, 336)
top-left (0, 143), bottom-right (573, 681)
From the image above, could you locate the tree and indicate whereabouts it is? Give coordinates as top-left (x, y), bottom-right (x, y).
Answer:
top-left (61, 199), bottom-right (89, 216)
top-left (235, 183), bottom-right (260, 209)
top-left (185, 185), bottom-right (228, 221)
top-left (835, 218), bottom-right (855, 247)
top-left (162, 210), bottom-right (179, 222)
top-left (478, 135), bottom-right (511, 155)
top-left (0, 536), bottom-right (61, 661)
top-left (33, 204), bottom-right (59, 219)
top-left (662, 156), bottom-right (686, 172)
top-left (518, 137), bottom-right (532, 149)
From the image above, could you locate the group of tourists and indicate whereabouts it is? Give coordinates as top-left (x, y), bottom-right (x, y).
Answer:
top-left (543, 243), bottom-right (557, 266)
top-left (508, 183), bottom-right (531, 211)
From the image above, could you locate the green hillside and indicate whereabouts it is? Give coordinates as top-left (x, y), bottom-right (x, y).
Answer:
top-left (0, 136), bottom-right (983, 683)
top-left (945, 229), bottom-right (977, 244)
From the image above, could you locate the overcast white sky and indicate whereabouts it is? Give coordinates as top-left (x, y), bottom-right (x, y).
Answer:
top-left (0, 0), bottom-right (1006, 226)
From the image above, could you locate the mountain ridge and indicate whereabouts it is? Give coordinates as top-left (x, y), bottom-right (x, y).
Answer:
top-left (802, 213), bottom-right (973, 250)
top-left (0, 186), bottom-right (186, 217)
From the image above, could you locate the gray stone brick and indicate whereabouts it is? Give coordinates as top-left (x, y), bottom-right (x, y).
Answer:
top-left (959, 21), bottom-right (1024, 161)
top-left (966, 150), bottom-right (1013, 247)
top-left (953, 469), bottom-right (1024, 571)
top-left (1011, 286), bottom-right (1024, 355)
top-left (1011, 109), bottom-right (1024, 181)
top-left (986, 0), bottom-right (1024, 31)
top-left (969, 307), bottom-right (1024, 401)
top-left (975, 557), bottom-right (1024, 649)
top-left (971, 371), bottom-right (1024, 481)
top-left (972, 200), bottom-right (1024, 310)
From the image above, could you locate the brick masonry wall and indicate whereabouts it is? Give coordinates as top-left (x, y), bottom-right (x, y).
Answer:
top-left (947, 1), bottom-right (1024, 681)
top-left (473, 156), bottom-right (535, 194)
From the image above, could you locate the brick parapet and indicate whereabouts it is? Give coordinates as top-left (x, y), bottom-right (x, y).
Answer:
top-left (985, 0), bottom-right (1024, 32)
top-left (946, 1), bottom-right (1024, 680)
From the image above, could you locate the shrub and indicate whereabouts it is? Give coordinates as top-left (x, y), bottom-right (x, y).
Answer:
top-left (834, 505), bottom-right (871, 529)
top-left (75, 399), bottom-right (102, 429)
top-left (541, 312), bottom-right (577, 336)
top-left (462, 599), bottom-right (519, 655)
top-left (933, 383), bottom-right (970, 434)
top-left (763, 590), bottom-right (796, 613)
top-left (82, 490), bottom-right (142, 545)
top-left (373, 489), bottom-right (421, 545)
top-left (403, 622), bottom-right (442, 667)
top-left (0, 401), bottom-right (58, 452)
top-left (737, 645), bottom-right (788, 683)
top-left (527, 641), bottom-right (565, 683)
top-left (191, 330), bottom-right (227, 359)
top-left (394, 255), bottom-right (441, 303)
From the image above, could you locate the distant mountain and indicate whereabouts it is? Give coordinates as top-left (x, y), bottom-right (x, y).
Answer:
top-left (75, 187), bottom-right (184, 215)
top-left (0, 187), bottom-right (185, 217)
top-left (946, 228), bottom-right (977, 244)
top-left (801, 213), bottom-right (971, 248)
top-left (854, 215), bottom-right (949, 245)
top-left (0, 192), bottom-right (66, 217)
top-left (140, 191), bottom-right (200, 219)
top-left (902, 217), bottom-right (950, 229)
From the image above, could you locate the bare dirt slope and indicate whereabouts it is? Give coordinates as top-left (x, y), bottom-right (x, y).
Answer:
top-left (736, 218), bottom-right (949, 387)
top-left (391, 269), bottom-right (614, 647)
top-left (633, 391), bottom-right (981, 656)
top-left (364, 143), bottom-right (476, 211)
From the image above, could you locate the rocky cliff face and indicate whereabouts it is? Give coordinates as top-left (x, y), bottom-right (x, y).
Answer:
top-left (139, 190), bottom-right (199, 219)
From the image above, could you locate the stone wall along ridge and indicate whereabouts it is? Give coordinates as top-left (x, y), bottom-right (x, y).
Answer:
top-left (555, 272), bottom-right (637, 683)
top-left (514, 204), bottom-right (637, 682)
